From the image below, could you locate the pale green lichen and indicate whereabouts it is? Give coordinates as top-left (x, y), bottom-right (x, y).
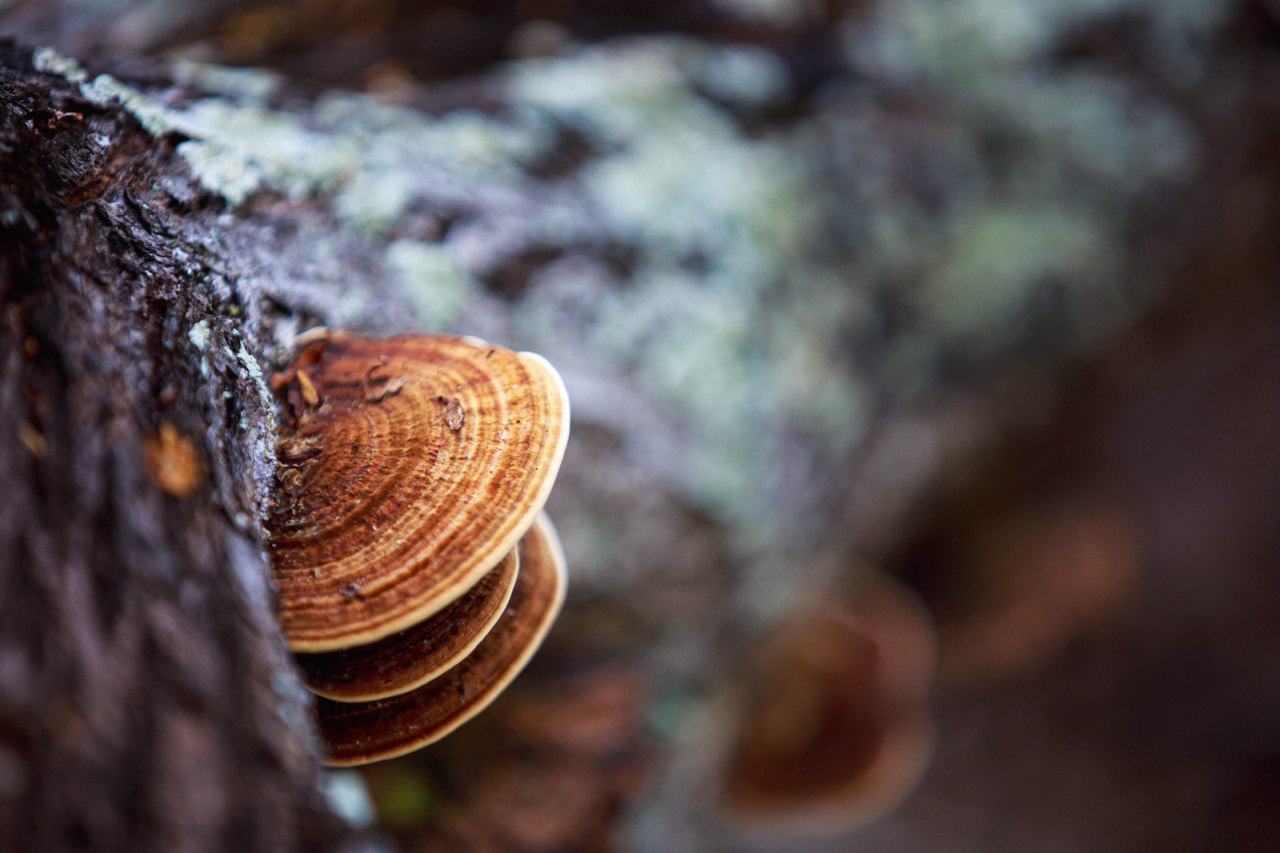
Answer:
top-left (510, 47), bottom-right (701, 145)
top-left (176, 100), bottom-right (360, 204)
top-left (189, 320), bottom-right (213, 378)
top-left (175, 141), bottom-right (262, 207)
top-left (331, 171), bottom-right (416, 236)
top-left (586, 127), bottom-right (807, 269)
top-left (32, 46), bottom-right (86, 83)
top-left (851, 0), bottom-right (1232, 80)
top-left (188, 319), bottom-right (211, 350)
top-left (64, 63), bottom-right (544, 220)
top-left (171, 60), bottom-right (280, 102)
top-left (508, 22), bottom-right (1208, 540)
top-left (384, 239), bottom-right (475, 329)
top-left (319, 771), bottom-right (375, 828)
top-left (689, 45), bottom-right (792, 109)
top-left (316, 95), bottom-right (553, 232)
top-left (967, 71), bottom-right (1196, 194)
top-left (921, 205), bottom-right (1112, 337)
top-left (229, 339), bottom-right (277, 504)
top-left (513, 42), bottom-right (861, 533)
top-left (80, 74), bottom-right (180, 136)
top-left (233, 339), bottom-right (267, 389)
top-left (823, 0), bottom-right (1207, 383)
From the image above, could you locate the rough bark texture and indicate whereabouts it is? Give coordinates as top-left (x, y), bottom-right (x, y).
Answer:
top-left (0, 45), bottom-right (345, 849)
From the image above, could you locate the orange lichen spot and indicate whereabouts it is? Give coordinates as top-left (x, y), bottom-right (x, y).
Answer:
top-left (18, 422), bottom-right (46, 458)
top-left (145, 422), bottom-right (203, 498)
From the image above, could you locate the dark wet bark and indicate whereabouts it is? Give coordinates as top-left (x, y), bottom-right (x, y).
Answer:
top-left (0, 43), bottom-right (346, 850)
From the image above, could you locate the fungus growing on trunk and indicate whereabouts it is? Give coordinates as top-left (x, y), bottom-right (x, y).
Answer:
top-left (297, 546), bottom-right (519, 702)
top-left (267, 331), bottom-right (569, 652)
top-left (266, 331), bottom-right (570, 764)
top-left (315, 513), bottom-right (568, 766)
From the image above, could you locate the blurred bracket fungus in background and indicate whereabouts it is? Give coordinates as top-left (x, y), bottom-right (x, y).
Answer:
top-left (721, 571), bottom-right (937, 840)
top-left (1, 0), bottom-right (1280, 850)
top-left (266, 331), bottom-right (569, 763)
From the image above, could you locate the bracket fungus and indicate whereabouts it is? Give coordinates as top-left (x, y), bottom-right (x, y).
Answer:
top-left (721, 573), bottom-right (936, 835)
top-left (266, 331), bottom-right (570, 765)
top-left (268, 331), bottom-right (569, 651)
top-left (315, 513), bottom-right (568, 766)
top-left (297, 547), bottom-right (520, 702)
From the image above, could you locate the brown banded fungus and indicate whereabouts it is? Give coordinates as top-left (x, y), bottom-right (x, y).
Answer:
top-left (266, 331), bottom-right (570, 764)
top-left (722, 573), bottom-right (936, 834)
top-left (297, 546), bottom-right (519, 702)
top-left (268, 331), bottom-right (569, 652)
top-left (315, 512), bottom-right (568, 766)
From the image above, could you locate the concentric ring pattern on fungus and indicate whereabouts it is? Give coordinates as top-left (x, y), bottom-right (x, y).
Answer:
top-left (316, 513), bottom-right (568, 766)
top-left (297, 546), bottom-right (520, 702)
top-left (267, 332), bottom-right (569, 652)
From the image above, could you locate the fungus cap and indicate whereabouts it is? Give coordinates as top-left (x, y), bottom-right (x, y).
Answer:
top-left (723, 573), bottom-right (936, 834)
top-left (315, 513), bottom-right (568, 766)
top-left (296, 546), bottom-right (519, 703)
top-left (268, 332), bottom-right (569, 652)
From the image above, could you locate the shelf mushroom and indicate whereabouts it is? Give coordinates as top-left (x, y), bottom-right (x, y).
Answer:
top-left (297, 547), bottom-right (520, 702)
top-left (266, 331), bottom-right (570, 765)
top-left (721, 573), bottom-right (936, 835)
top-left (268, 331), bottom-right (568, 651)
top-left (315, 513), bottom-right (568, 765)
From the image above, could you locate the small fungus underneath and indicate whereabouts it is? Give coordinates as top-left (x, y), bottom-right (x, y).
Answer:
top-left (297, 546), bottom-right (520, 703)
top-left (314, 513), bottom-right (568, 766)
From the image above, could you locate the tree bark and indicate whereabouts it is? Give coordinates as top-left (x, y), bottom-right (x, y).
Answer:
top-left (0, 43), bottom-right (346, 850)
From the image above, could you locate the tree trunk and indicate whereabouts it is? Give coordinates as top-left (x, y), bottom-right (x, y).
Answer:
top-left (0, 44), bottom-right (346, 850)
